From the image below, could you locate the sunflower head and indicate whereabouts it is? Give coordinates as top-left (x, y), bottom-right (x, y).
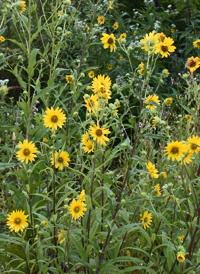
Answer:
top-left (187, 135), bottom-right (200, 154)
top-left (113, 22), bottom-right (119, 30)
top-left (155, 37), bottom-right (176, 58)
top-left (193, 40), bottom-right (200, 49)
top-left (7, 210), bottom-right (29, 232)
top-left (165, 140), bottom-right (187, 161)
top-left (43, 106), bottom-right (66, 131)
top-left (186, 56), bottom-right (200, 74)
top-left (97, 16), bottom-right (105, 25)
top-left (164, 97), bottom-right (173, 106)
top-left (101, 33), bottom-right (117, 52)
top-left (66, 75), bottom-right (74, 84)
top-left (69, 199), bottom-right (87, 220)
top-left (145, 94), bottom-right (160, 110)
top-left (0, 36), bottom-right (5, 42)
top-left (51, 150), bottom-right (70, 170)
top-left (141, 211), bottom-right (152, 230)
top-left (16, 1), bottom-right (26, 13)
top-left (17, 139), bottom-right (38, 164)
top-left (89, 121), bottom-right (111, 146)
top-left (88, 71), bottom-right (95, 78)
top-left (177, 253), bottom-right (185, 263)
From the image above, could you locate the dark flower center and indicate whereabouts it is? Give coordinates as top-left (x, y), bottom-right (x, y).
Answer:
top-left (96, 129), bottom-right (103, 137)
top-left (68, 76), bottom-right (73, 82)
top-left (51, 115), bottom-right (58, 123)
top-left (191, 144), bottom-right (197, 150)
top-left (88, 145), bottom-right (92, 149)
top-left (171, 147), bottom-right (179, 154)
top-left (74, 207), bottom-right (80, 213)
top-left (188, 60), bottom-right (196, 67)
top-left (161, 45), bottom-right (168, 52)
top-left (107, 37), bottom-right (114, 44)
top-left (58, 157), bottom-right (63, 163)
top-left (143, 217), bottom-right (148, 223)
top-left (15, 218), bottom-right (21, 224)
top-left (160, 35), bottom-right (165, 42)
top-left (23, 149), bottom-right (30, 156)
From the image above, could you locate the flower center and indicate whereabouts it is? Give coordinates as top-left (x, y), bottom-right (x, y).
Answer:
top-left (171, 147), bottom-right (179, 154)
top-left (74, 206), bottom-right (80, 213)
top-left (188, 60), bottom-right (196, 67)
top-left (88, 145), bottom-right (92, 149)
top-left (23, 148), bottom-right (30, 156)
top-left (15, 218), bottom-right (21, 224)
top-left (89, 100), bottom-right (94, 107)
top-left (68, 76), bottom-right (73, 82)
top-left (51, 115), bottom-right (58, 123)
top-left (143, 217), bottom-right (148, 223)
top-left (107, 37), bottom-right (114, 44)
top-left (58, 157), bottom-right (63, 163)
top-left (96, 129), bottom-right (103, 137)
top-left (161, 45), bottom-right (168, 52)
top-left (191, 144), bottom-right (197, 150)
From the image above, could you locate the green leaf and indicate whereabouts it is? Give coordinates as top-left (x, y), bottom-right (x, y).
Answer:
top-left (143, 133), bottom-right (167, 139)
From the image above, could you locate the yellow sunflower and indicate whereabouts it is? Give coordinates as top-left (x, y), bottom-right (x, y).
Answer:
top-left (157, 32), bottom-right (166, 42)
top-left (140, 31), bottom-right (159, 54)
top-left (107, 64), bottom-right (112, 70)
top-left (97, 16), bottom-right (105, 25)
top-left (58, 229), bottom-right (65, 244)
top-left (0, 36), bottom-right (5, 42)
top-left (179, 235), bottom-right (185, 241)
top-left (101, 33), bottom-right (116, 52)
top-left (82, 140), bottom-right (95, 154)
top-left (145, 94), bottom-right (160, 110)
top-left (185, 115), bottom-right (192, 122)
top-left (145, 162), bottom-right (159, 178)
top-left (17, 1), bottom-right (26, 13)
top-left (165, 141), bottom-right (187, 161)
top-left (89, 121), bottom-right (111, 146)
top-left (186, 56), bottom-right (200, 74)
top-left (65, 75), bottom-right (74, 84)
top-left (43, 106), bottom-right (66, 131)
top-left (69, 199), bottom-right (87, 220)
top-left (119, 55), bottom-right (123, 60)
top-left (79, 190), bottom-right (86, 202)
top-left (113, 22), bottom-right (119, 30)
top-left (118, 33), bottom-right (127, 41)
top-left (181, 149), bottom-right (193, 165)
top-left (51, 150), bottom-right (70, 170)
top-left (109, 1), bottom-right (114, 9)
top-left (156, 184), bottom-right (162, 196)
top-left (17, 139), bottom-right (38, 164)
top-left (81, 131), bottom-right (89, 145)
top-left (139, 62), bottom-right (145, 75)
top-left (41, 220), bottom-right (48, 227)
top-left (164, 97), bottom-right (173, 106)
top-left (141, 211), bottom-right (152, 230)
top-left (162, 172), bottom-right (167, 179)
top-left (171, 28), bottom-right (175, 33)
top-left (84, 94), bottom-right (99, 113)
top-left (6, 210), bottom-right (28, 232)
top-left (177, 253), bottom-right (185, 263)
top-left (187, 135), bottom-right (200, 154)
top-left (92, 74), bottom-right (112, 101)
top-left (88, 71), bottom-right (95, 78)
top-left (155, 37), bottom-right (176, 58)
top-left (152, 116), bottom-right (161, 127)
top-left (193, 40), bottom-right (200, 49)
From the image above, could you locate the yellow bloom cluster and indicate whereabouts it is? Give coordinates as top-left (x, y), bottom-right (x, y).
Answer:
top-left (145, 162), bottom-right (159, 178)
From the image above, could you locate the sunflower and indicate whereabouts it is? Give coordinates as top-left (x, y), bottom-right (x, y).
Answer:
top-left (109, 1), bottom-right (114, 9)
top-left (88, 71), bottom-right (95, 78)
top-left (187, 135), bottom-right (200, 154)
top-left (113, 22), bottom-right (119, 30)
top-left (17, 1), bottom-right (26, 13)
top-left (182, 149), bottom-right (193, 165)
top-left (0, 36), bottom-right (5, 42)
top-left (84, 94), bottom-right (99, 113)
top-left (171, 28), bottom-right (175, 33)
top-left (185, 115), bottom-right (192, 122)
top-left (79, 190), bottom-right (86, 202)
top-left (139, 62), bottom-right (145, 75)
top-left (186, 56), bottom-right (200, 74)
top-left (164, 97), bottom-right (173, 106)
top-left (162, 172), bottom-right (167, 179)
top-left (6, 210), bottom-right (28, 232)
top-left (97, 16), bottom-right (105, 25)
top-left (193, 40), bottom-right (200, 49)
top-left (145, 162), bottom-right (159, 178)
top-left (179, 235), bottom-right (185, 241)
top-left (66, 74), bottom-right (74, 84)
top-left (89, 121), bottom-right (111, 146)
top-left (141, 211), bottom-right (152, 230)
top-left (81, 131), bottom-right (89, 145)
top-left (119, 55), bottom-right (123, 60)
top-left (140, 31), bottom-right (159, 54)
top-left (152, 116), bottom-right (161, 127)
top-left (43, 106), bottom-right (66, 131)
top-left (92, 74), bottom-right (112, 101)
top-left (82, 140), bottom-right (94, 153)
top-left (51, 150), bottom-right (70, 170)
top-left (118, 33), bottom-right (127, 41)
top-left (165, 140), bottom-right (187, 161)
top-left (69, 199), bottom-right (87, 220)
top-left (58, 229), bottom-right (65, 244)
top-left (157, 32), bottom-right (166, 42)
top-left (107, 64), bottom-right (112, 70)
top-left (101, 33), bottom-right (116, 52)
top-left (145, 94), bottom-right (160, 110)
top-left (156, 184), bottom-right (162, 196)
top-left (155, 37), bottom-right (176, 58)
top-left (41, 221), bottom-right (48, 227)
top-left (177, 253), bottom-right (185, 263)
top-left (17, 139), bottom-right (38, 164)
